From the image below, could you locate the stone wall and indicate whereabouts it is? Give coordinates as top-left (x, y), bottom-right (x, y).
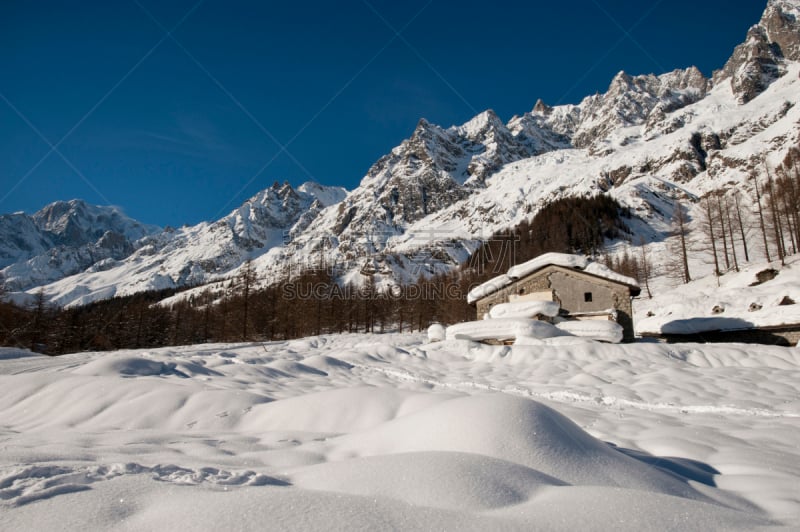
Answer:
top-left (654, 327), bottom-right (800, 347)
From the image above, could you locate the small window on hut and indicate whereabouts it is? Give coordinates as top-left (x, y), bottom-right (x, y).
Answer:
top-left (584, 292), bottom-right (593, 303)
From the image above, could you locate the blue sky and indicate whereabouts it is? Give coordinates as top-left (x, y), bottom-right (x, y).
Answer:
top-left (0, 0), bottom-right (765, 227)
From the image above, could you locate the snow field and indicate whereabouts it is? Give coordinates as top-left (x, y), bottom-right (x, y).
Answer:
top-left (1, 334), bottom-right (799, 530)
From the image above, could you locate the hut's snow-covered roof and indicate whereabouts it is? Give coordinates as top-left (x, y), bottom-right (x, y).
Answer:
top-left (467, 252), bottom-right (640, 304)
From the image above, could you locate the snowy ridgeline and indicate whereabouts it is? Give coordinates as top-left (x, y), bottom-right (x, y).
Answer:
top-left (1, 334), bottom-right (799, 530)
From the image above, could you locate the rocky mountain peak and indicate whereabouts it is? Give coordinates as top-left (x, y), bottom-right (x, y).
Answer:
top-left (714, 0), bottom-right (800, 102)
top-left (532, 99), bottom-right (552, 115)
top-left (763, 0), bottom-right (800, 60)
top-left (608, 71), bottom-right (634, 93)
top-left (278, 181), bottom-right (299, 201)
top-left (657, 66), bottom-right (709, 94)
top-left (33, 199), bottom-right (93, 236)
top-left (412, 117), bottom-right (432, 136)
top-left (32, 199), bottom-right (158, 245)
top-left (296, 182), bottom-right (347, 207)
top-left (567, 67), bottom-right (709, 149)
top-left (456, 109), bottom-right (505, 140)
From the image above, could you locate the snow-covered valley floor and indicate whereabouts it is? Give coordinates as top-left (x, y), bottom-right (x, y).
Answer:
top-left (1, 334), bottom-right (799, 530)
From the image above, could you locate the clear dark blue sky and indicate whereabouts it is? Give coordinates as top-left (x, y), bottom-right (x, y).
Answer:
top-left (0, 0), bottom-right (765, 227)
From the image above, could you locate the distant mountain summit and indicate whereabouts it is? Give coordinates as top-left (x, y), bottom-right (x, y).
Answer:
top-left (32, 199), bottom-right (158, 246)
top-left (2, 0), bottom-right (800, 307)
top-left (714, 0), bottom-right (800, 103)
top-left (0, 200), bottom-right (160, 291)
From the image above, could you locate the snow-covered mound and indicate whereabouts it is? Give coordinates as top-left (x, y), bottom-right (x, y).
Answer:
top-left (0, 347), bottom-right (38, 360)
top-left (488, 300), bottom-right (561, 319)
top-left (1, 334), bottom-right (798, 529)
top-left (555, 319), bottom-right (624, 344)
top-left (445, 318), bottom-right (566, 342)
top-left (427, 323), bottom-right (446, 342)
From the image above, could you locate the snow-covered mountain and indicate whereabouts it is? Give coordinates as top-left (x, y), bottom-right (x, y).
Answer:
top-left (0, 200), bottom-right (161, 291)
top-left (3, 181), bottom-right (346, 306)
top-left (274, 0), bottom-right (800, 287)
top-left (3, 0), bottom-right (800, 307)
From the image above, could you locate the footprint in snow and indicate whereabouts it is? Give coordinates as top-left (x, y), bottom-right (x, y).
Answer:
top-left (0, 462), bottom-right (289, 506)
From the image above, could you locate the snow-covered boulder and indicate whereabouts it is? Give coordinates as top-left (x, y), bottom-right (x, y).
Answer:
top-left (554, 320), bottom-right (624, 344)
top-left (427, 323), bottom-right (446, 342)
top-left (446, 318), bottom-right (567, 342)
top-left (488, 300), bottom-right (560, 319)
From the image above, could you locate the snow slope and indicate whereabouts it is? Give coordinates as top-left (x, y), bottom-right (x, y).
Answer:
top-left (1, 334), bottom-right (798, 530)
top-left (636, 256), bottom-right (800, 335)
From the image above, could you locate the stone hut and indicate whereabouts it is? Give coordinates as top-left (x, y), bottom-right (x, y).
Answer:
top-left (467, 253), bottom-right (641, 341)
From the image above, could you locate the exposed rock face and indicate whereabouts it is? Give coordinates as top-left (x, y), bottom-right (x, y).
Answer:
top-left (0, 213), bottom-right (52, 269)
top-left (32, 199), bottom-right (156, 247)
top-left (227, 181), bottom-right (323, 251)
top-left (714, 25), bottom-right (786, 103)
top-left (762, 0), bottom-right (800, 60)
top-left (509, 68), bottom-right (709, 154)
top-left (714, 0), bottom-right (800, 102)
top-left (313, 110), bottom-right (563, 257)
top-left (578, 68), bottom-right (709, 149)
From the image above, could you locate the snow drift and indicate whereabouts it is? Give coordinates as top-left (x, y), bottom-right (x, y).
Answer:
top-left (1, 334), bottom-right (798, 529)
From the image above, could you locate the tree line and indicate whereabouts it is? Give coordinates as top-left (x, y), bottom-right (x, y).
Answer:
top-left (667, 148), bottom-right (800, 284)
